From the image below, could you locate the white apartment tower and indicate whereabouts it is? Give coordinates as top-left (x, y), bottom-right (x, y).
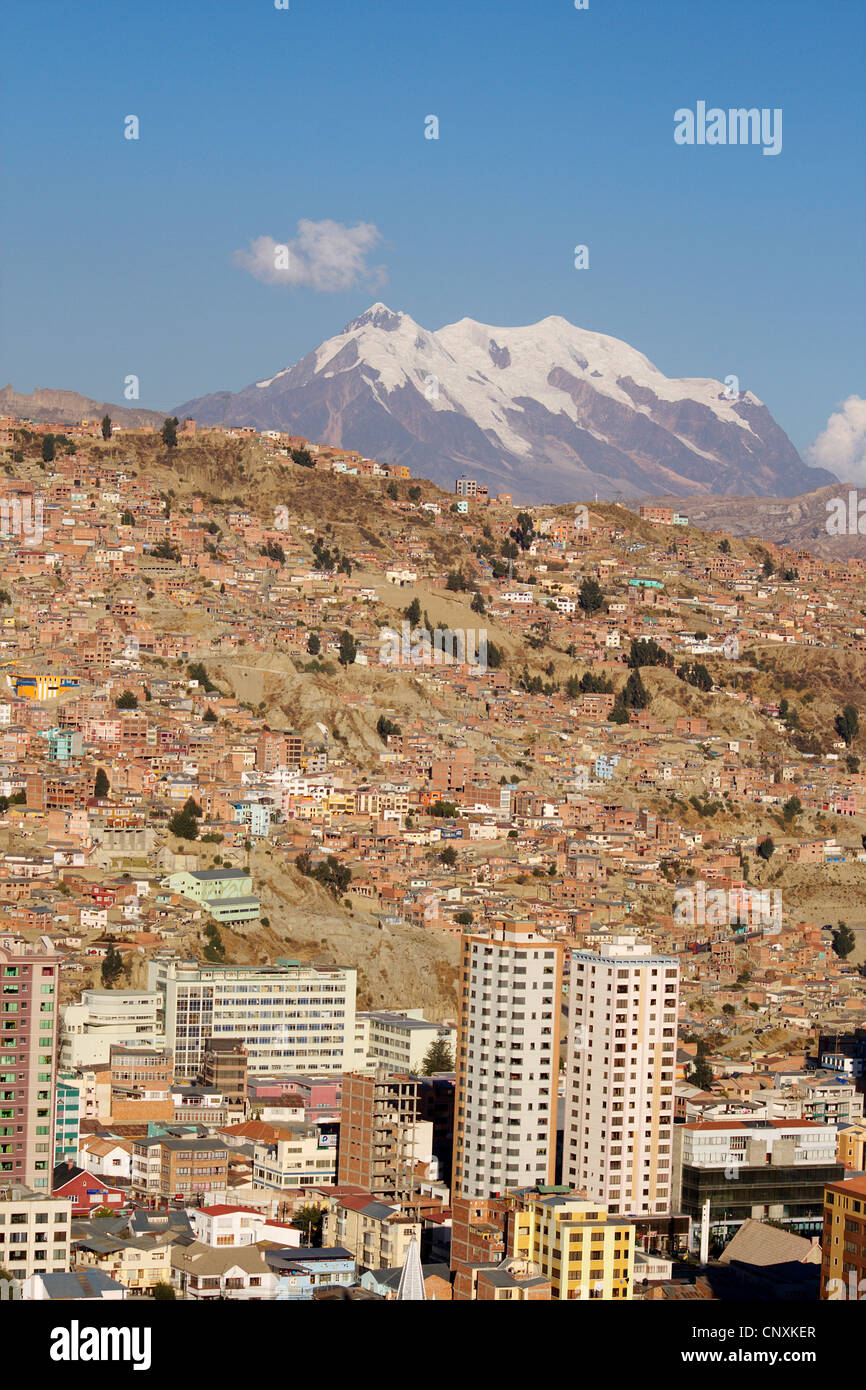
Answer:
top-left (147, 958), bottom-right (357, 1079)
top-left (565, 935), bottom-right (679, 1217)
top-left (453, 923), bottom-right (563, 1200)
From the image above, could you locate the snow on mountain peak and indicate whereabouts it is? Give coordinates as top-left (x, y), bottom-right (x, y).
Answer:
top-left (343, 302), bottom-right (407, 334)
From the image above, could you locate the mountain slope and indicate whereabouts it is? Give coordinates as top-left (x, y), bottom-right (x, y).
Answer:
top-left (174, 303), bottom-right (834, 502)
top-left (0, 384), bottom-right (164, 429)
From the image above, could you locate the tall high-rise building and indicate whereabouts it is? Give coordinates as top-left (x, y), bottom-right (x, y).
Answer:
top-left (565, 935), bottom-right (679, 1217)
top-left (0, 935), bottom-right (61, 1189)
top-left (453, 923), bottom-right (563, 1201)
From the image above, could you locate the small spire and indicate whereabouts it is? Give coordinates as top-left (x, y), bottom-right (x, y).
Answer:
top-left (395, 1237), bottom-right (426, 1301)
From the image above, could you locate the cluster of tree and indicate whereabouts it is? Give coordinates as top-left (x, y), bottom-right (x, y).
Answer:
top-left (39, 433), bottom-right (77, 462)
top-left (509, 511), bottom-right (535, 551)
top-left (0, 791), bottom-right (26, 812)
top-left (609, 669), bottom-right (650, 723)
top-left (376, 715), bottom-right (401, 740)
top-left (296, 852), bottom-right (352, 899)
top-left (114, 690), bottom-right (138, 710)
top-left (628, 638), bottom-right (673, 670)
top-left (445, 570), bottom-right (468, 591)
top-left (260, 540), bottom-right (286, 563)
top-left (162, 418), bottom-right (179, 448)
top-left (203, 921), bottom-right (226, 963)
top-left (151, 538), bottom-right (182, 562)
top-left (168, 797), bottom-right (203, 841)
top-left (779, 698), bottom-right (799, 730)
top-left (429, 800), bottom-right (458, 817)
top-left (835, 704), bottom-right (859, 747)
top-left (567, 671), bottom-right (613, 697)
top-left (518, 669), bottom-right (558, 696)
top-left (677, 661), bottom-right (713, 692)
top-left (188, 662), bottom-right (218, 693)
top-left (291, 447), bottom-right (315, 468)
top-left (312, 536), bottom-right (352, 575)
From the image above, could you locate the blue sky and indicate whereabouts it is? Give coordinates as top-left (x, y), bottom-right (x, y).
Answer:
top-left (1, 0), bottom-right (864, 463)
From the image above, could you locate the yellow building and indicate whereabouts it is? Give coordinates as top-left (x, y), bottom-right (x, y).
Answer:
top-left (837, 1123), bottom-right (866, 1172)
top-left (74, 1234), bottom-right (173, 1295)
top-left (820, 1174), bottom-right (866, 1300)
top-left (509, 1187), bottom-right (634, 1300)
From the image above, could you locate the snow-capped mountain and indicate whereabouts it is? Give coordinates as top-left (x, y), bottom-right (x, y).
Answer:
top-left (174, 304), bottom-right (834, 501)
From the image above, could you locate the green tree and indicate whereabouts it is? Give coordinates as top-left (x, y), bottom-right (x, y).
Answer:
top-left (421, 1037), bottom-right (455, 1075)
top-left (835, 704), bottom-right (860, 747)
top-left (485, 640), bottom-right (504, 670)
top-left (376, 715), bottom-right (401, 740)
top-left (782, 796), bottom-right (802, 821)
top-left (187, 662), bottom-right (217, 693)
top-left (621, 669), bottom-right (650, 710)
top-left (290, 447), bottom-right (314, 468)
top-left (168, 809), bottom-right (199, 840)
top-left (162, 417), bottom-right (179, 448)
top-left (293, 1204), bottom-right (324, 1246)
top-left (578, 577), bottom-right (604, 614)
top-left (41, 434), bottom-right (56, 463)
top-left (307, 632), bottom-right (321, 656)
top-left (203, 921), bottom-right (225, 962)
top-left (101, 414), bottom-right (112, 441)
top-left (687, 1042), bottom-right (715, 1091)
top-left (338, 630), bottom-right (357, 666)
top-left (115, 690), bottom-right (138, 710)
top-left (470, 591), bottom-right (486, 615)
top-left (832, 923), bottom-right (856, 959)
top-left (120, 509), bottom-right (136, 526)
top-left (203, 706), bottom-right (217, 723)
top-left (385, 482), bottom-right (398, 500)
top-left (719, 538), bottom-right (731, 554)
top-left (756, 837), bottom-right (775, 861)
top-left (93, 768), bottom-right (110, 798)
top-left (430, 800), bottom-right (457, 817)
top-left (101, 943), bottom-right (124, 988)
top-left (609, 698), bottom-right (630, 724)
top-left (629, 638), bottom-right (672, 670)
top-left (152, 1282), bottom-right (176, 1300)
top-left (439, 846), bottom-right (458, 867)
top-left (405, 598), bottom-right (422, 626)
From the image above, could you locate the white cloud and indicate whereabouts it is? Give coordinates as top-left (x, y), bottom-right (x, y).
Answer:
top-left (234, 220), bottom-right (385, 292)
top-left (807, 395), bottom-right (866, 485)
